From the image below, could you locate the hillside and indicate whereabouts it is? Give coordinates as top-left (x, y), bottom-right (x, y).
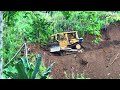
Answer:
top-left (27, 22), bottom-right (120, 79)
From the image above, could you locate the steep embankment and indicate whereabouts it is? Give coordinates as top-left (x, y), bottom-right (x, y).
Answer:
top-left (28, 22), bottom-right (120, 79)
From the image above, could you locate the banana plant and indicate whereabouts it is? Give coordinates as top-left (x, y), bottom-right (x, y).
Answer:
top-left (3, 54), bottom-right (55, 79)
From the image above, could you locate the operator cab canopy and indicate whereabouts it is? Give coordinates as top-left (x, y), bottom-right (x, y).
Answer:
top-left (50, 31), bottom-right (80, 41)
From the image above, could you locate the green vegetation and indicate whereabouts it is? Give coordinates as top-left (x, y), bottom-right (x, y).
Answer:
top-left (3, 11), bottom-right (120, 79)
top-left (3, 54), bottom-right (55, 79)
top-left (0, 11), bottom-right (3, 79)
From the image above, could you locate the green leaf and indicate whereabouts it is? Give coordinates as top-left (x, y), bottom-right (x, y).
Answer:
top-left (5, 72), bottom-right (18, 79)
top-left (27, 68), bottom-right (34, 79)
top-left (15, 60), bottom-right (28, 79)
top-left (72, 71), bottom-right (75, 79)
top-left (40, 62), bottom-right (55, 79)
top-left (31, 54), bottom-right (41, 79)
top-left (64, 71), bottom-right (69, 79)
top-left (4, 65), bottom-right (17, 73)
top-left (94, 31), bottom-right (100, 36)
top-left (21, 57), bottom-right (30, 72)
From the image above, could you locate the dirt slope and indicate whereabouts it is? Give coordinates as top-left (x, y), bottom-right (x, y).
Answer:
top-left (28, 22), bottom-right (120, 79)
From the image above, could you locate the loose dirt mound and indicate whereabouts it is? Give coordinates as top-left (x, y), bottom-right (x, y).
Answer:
top-left (28, 22), bottom-right (120, 79)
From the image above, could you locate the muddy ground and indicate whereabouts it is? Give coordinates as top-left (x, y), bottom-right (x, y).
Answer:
top-left (27, 22), bottom-right (120, 79)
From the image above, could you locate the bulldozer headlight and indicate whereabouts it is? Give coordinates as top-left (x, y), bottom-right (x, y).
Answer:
top-left (79, 38), bottom-right (83, 43)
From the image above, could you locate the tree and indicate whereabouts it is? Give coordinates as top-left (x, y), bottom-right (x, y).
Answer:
top-left (0, 11), bottom-right (3, 79)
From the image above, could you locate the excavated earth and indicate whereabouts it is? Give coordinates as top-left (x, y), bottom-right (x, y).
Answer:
top-left (27, 22), bottom-right (120, 79)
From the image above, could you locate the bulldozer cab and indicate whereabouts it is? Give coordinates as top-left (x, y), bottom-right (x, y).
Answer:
top-left (51, 31), bottom-right (79, 41)
top-left (50, 31), bottom-right (81, 49)
top-left (50, 33), bottom-right (66, 42)
top-left (67, 31), bottom-right (79, 44)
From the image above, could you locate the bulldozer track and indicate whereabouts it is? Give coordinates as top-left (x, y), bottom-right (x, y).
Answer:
top-left (48, 40), bottom-right (120, 56)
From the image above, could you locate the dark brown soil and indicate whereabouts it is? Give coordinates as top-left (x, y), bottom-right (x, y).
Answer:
top-left (27, 22), bottom-right (120, 79)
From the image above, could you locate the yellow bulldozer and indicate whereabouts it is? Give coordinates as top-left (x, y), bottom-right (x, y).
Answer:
top-left (48, 31), bottom-right (84, 55)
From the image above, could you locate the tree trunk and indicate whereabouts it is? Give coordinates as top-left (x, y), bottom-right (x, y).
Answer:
top-left (0, 11), bottom-right (3, 79)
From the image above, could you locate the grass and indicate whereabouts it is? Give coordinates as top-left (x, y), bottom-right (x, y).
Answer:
top-left (64, 71), bottom-right (90, 79)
